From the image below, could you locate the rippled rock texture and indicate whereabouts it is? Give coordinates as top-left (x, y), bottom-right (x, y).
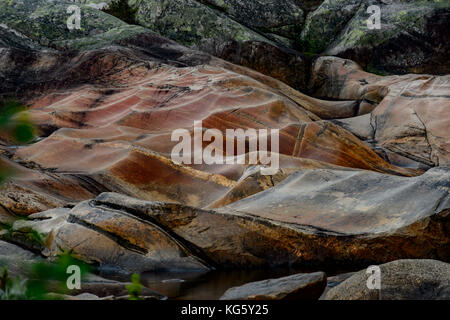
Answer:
top-left (2, 6), bottom-right (429, 214)
top-left (0, 0), bottom-right (449, 300)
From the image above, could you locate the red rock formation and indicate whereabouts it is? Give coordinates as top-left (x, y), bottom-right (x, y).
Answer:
top-left (311, 56), bottom-right (450, 168)
top-left (0, 50), bottom-right (419, 214)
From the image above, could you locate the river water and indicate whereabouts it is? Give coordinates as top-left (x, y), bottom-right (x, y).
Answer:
top-left (129, 266), bottom-right (355, 300)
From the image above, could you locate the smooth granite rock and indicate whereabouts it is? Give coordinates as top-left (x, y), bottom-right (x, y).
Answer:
top-left (324, 259), bottom-right (450, 300)
top-left (220, 272), bottom-right (327, 300)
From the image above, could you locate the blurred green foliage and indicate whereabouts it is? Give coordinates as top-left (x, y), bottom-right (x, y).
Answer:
top-left (0, 228), bottom-right (90, 300)
top-left (0, 252), bottom-right (92, 300)
top-left (1, 257), bottom-right (147, 300)
top-left (0, 100), bottom-right (35, 144)
top-left (26, 253), bottom-right (92, 300)
top-left (0, 99), bottom-right (36, 184)
top-left (126, 273), bottom-right (143, 300)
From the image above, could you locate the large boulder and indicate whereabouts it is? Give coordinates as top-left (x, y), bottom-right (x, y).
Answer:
top-left (220, 167), bottom-right (449, 239)
top-left (14, 173), bottom-right (449, 271)
top-left (215, 41), bottom-right (309, 92)
top-left (129, 0), bottom-right (272, 51)
top-left (10, 205), bottom-right (212, 273)
top-left (125, 0), bottom-right (315, 91)
top-left (300, 0), bottom-right (450, 74)
top-left (301, 0), bottom-right (362, 54)
top-left (311, 56), bottom-right (450, 168)
top-left (196, 0), bottom-right (305, 41)
top-left (220, 272), bottom-right (327, 300)
top-left (0, 0), bottom-right (150, 51)
top-left (324, 259), bottom-right (450, 300)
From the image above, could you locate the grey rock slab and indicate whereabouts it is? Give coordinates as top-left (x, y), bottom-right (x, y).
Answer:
top-left (324, 259), bottom-right (450, 300)
top-left (220, 272), bottom-right (327, 300)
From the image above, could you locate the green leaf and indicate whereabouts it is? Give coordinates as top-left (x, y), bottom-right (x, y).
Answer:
top-left (13, 123), bottom-right (34, 143)
top-left (126, 273), bottom-right (143, 300)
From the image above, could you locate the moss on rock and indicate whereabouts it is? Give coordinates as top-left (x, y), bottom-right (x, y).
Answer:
top-left (128, 0), bottom-right (272, 51)
top-left (0, 0), bottom-right (148, 51)
top-left (300, 0), bottom-right (450, 74)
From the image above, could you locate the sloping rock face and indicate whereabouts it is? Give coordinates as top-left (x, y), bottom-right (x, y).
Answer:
top-left (126, 0), bottom-right (449, 78)
top-left (221, 167), bottom-right (449, 237)
top-left (196, 0), bottom-right (305, 41)
top-left (10, 205), bottom-right (211, 273)
top-left (129, 0), bottom-right (305, 49)
top-left (0, 240), bottom-right (37, 259)
top-left (220, 272), bottom-right (327, 300)
top-left (324, 259), bottom-right (450, 300)
top-left (311, 56), bottom-right (450, 168)
top-left (0, 240), bottom-right (40, 269)
top-left (0, 65), bottom-right (418, 213)
top-left (300, 0), bottom-right (450, 74)
top-left (216, 41), bottom-right (309, 92)
top-left (0, 156), bottom-right (104, 216)
top-left (0, 0), bottom-right (150, 51)
top-left (0, 241), bottom-right (43, 281)
top-left (126, 0), bottom-right (312, 91)
top-left (129, 0), bottom-right (273, 49)
top-left (9, 179), bottom-right (448, 271)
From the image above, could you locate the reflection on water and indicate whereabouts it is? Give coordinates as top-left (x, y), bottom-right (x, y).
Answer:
top-left (103, 265), bottom-right (357, 300)
top-left (139, 268), bottom-right (329, 300)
